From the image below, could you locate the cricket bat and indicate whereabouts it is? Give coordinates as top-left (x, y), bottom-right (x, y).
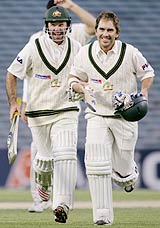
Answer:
top-left (83, 85), bottom-right (97, 112)
top-left (7, 97), bottom-right (21, 164)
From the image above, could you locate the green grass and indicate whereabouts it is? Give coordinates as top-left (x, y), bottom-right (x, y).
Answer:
top-left (0, 208), bottom-right (159, 228)
top-left (0, 188), bottom-right (160, 228)
top-left (0, 188), bottom-right (159, 201)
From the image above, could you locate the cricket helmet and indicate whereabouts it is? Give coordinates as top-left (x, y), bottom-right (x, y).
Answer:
top-left (115, 95), bottom-right (148, 122)
top-left (44, 6), bottom-right (71, 26)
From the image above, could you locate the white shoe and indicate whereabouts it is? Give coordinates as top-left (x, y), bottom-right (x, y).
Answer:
top-left (94, 220), bottom-right (112, 226)
top-left (41, 199), bottom-right (52, 210)
top-left (28, 201), bottom-right (43, 213)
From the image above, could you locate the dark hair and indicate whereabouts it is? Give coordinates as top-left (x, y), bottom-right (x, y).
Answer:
top-left (46, 0), bottom-right (56, 9)
top-left (95, 11), bottom-right (120, 34)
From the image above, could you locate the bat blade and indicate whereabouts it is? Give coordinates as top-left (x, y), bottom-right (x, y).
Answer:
top-left (7, 97), bottom-right (21, 164)
top-left (7, 114), bottom-right (19, 164)
top-left (83, 87), bottom-right (97, 112)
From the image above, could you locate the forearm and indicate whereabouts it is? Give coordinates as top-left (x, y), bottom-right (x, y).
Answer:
top-left (68, 75), bottom-right (88, 93)
top-left (6, 72), bottom-right (17, 106)
top-left (58, 0), bottom-right (95, 35)
top-left (70, 3), bottom-right (95, 35)
top-left (140, 77), bottom-right (154, 99)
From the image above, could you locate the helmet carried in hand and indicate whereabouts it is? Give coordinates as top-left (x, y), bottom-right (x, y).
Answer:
top-left (115, 94), bottom-right (148, 122)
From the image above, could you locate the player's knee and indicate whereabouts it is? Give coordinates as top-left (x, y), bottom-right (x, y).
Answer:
top-left (53, 129), bottom-right (77, 161)
top-left (54, 150), bottom-right (77, 162)
top-left (85, 143), bottom-right (112, 175)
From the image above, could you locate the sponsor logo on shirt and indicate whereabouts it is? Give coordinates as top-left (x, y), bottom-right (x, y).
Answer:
top-left (17, 56), bottom-right (23, 64)
top-left (142, 63), bottom-right (149, 70)
top-left (90, 78), bottom-right (102, 84)
top-left (34, 74), bottom-right (51, 79)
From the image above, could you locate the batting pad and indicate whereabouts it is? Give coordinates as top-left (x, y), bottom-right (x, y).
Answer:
top-left (85, 143), bottom-right (113, 224)
top-left (88, 175), bottom-right (113, 224)
top-left (30, 142), bottom-right (41, 201)
top-left (52, 128), bottom-right (77, 210)
top-left (53, 157), bottom-right (77, 210)
top-left (33, 156), bottom-right (54, 187)
top-left (85, 143), bottom-right (112, 175)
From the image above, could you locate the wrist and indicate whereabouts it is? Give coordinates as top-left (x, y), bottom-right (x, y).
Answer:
top-left (68, 77), bottom-right (80, 88)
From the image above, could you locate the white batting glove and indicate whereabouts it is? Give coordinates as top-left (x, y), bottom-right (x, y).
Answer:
top-left (67, 87), bottom-right (84, 102)
top-left (114, 92), bottom-right (133, 110)
top-left (114, 92), bottom-right (126, 110)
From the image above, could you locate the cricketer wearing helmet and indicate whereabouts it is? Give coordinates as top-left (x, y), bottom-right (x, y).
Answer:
top-left (21, 0), bottom-right (96, 214)
top-left (68, 11), bottom-right (154, 225)
top-left (6, 6), bottom-right (81, 223)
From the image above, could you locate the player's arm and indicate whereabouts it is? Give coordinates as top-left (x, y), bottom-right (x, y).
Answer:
top-left (6, 72), bottom-right (19, 121)
top-left (21, 79), bottom-right (28, 124)
top-left (140, 77), bottom-right (154, 100)
top-left (68, 74), bottom-right (87, 93)
top-left (55, 0), bottom-right (96, 35)
top-left (68, 75), bottom-right (97, 112)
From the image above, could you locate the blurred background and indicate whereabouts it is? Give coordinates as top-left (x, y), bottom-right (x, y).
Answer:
top-left (0, 0), bottom-right (160, 190)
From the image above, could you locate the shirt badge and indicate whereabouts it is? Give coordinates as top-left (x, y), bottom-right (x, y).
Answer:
top-left (103, 82), bottom-right (113, 91)
top-left (51, 79), bottom-right (61, 87)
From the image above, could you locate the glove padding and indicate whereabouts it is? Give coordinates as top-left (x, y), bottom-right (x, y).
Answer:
top-left (67, 87), bottom-right (84, 102)
top-left (114, 92), bottom-right (142, 111)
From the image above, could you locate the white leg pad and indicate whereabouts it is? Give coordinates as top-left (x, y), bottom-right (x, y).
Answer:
top-left (85, 143), bottom-right (113, 224)
top-left (33, 155), bottom-right (54, 187)
top-left (112, 166), bottom-right (139, 188)
top-left (52, 129), bottom-right (77, 210)
top-left (30, 141), bottom-right (41, 201)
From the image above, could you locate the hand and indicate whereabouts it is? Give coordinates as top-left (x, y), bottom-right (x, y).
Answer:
top-left (54, 0), bottom-right (74, 9)
top-left (9, 105), bottom-right (17, 122)
top-left (114, 92), bottom-right (133, 110)
top-left (71, 81), bottom-right (88, 94)
top-left (114, 92), bottom-right (126, 110)
top-left (9, 99), bottom-right (21, 122)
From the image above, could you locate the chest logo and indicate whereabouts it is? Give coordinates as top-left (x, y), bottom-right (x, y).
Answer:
top-left (103, 82), bottom-right (113, 91)
top-left (51, 79), bottom-right (61, 87)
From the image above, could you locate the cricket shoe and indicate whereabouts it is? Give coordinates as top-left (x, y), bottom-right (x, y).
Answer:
top-left (38, 185), bottom-right (51, 201)
top-left (28, 201), bottom-right (43, 213)
top-left (41, 199), bottom-right (52, 210)
top-left (28, 199), bottom-right (52, 213)
top-left (94, 220), bottom-right (112, 225)
top-left (53, 204), bottom-right (69, 223)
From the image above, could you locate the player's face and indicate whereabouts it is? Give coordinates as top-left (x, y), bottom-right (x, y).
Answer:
top-left (48, 21), bottom-right (68, 44)
top-left (96, 19), bottom-right (119, 53)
